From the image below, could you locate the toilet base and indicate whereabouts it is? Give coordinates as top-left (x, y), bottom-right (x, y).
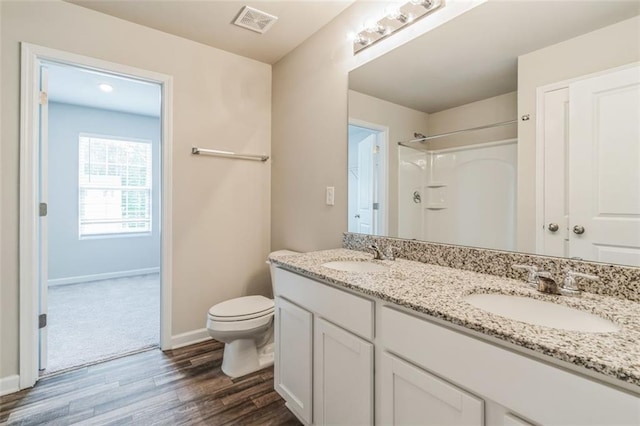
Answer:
top-left (221, 339), bottom-right (274, 378)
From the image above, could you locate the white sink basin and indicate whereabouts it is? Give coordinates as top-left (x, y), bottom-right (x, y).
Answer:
top-left (464, 293), bottom-right (620, 333)
top-left (322, 260), bottom-right (389, 273)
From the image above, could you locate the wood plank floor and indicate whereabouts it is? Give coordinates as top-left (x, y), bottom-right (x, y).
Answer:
top-left (0, 340), bottom-right (302, 425)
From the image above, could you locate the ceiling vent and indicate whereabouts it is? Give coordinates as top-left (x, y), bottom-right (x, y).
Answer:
top-left (233, 6), bottom-right (278, 34)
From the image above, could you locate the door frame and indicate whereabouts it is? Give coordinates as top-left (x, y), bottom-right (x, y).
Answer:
top-left (534, 61), bottom-right (640, 255)
top-left (348, 118), bottom-right (389, 236)
top-left (19, 43), bottom-right (174, 389)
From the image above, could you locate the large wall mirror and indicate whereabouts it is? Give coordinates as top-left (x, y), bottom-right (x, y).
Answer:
top-left (348, 1), bottom-right (640, 267)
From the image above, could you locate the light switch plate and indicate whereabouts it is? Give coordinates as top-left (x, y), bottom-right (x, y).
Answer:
top-left (326, 186), bottom-right (335, 206)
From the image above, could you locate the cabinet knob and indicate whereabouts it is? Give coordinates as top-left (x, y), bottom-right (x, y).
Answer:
top-left (572, 225), bottom-right (585, 235)
top-left (548, 223), bottom-right (559, 232)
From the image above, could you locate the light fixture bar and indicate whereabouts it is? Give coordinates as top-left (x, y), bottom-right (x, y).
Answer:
top-left (353, 0), bottom-right (445, 54)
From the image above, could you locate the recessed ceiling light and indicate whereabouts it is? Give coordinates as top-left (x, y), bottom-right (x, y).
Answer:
top-left (98, 83), bottom-right (113, 93)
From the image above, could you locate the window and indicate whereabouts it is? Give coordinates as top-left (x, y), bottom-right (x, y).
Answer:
top-left (79, 136), bottom-right (152, 237)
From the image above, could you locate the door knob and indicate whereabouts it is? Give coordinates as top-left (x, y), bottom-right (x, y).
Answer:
top-left (573, 225), bottom-right (585, 235)
top-left (547, 223), bottom-right (559, 232)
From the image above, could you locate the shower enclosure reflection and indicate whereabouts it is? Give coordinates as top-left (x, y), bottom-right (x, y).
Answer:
top-left (400, 138), bottom-right (517, 251)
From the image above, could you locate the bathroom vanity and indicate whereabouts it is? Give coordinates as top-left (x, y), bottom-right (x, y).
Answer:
top-left (270, 249), bottom-right (640, 426)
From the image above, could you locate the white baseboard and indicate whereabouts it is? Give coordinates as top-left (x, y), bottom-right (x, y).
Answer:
top-left (0, 374), bottom-right (20, 396)
top-left (171, 328), bottom-right (212, 350)
top-left (48, 267), bottom-right (160, 286)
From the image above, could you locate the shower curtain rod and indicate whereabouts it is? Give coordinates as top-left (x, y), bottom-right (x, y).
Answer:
top-left (397, 119), bottom-right (518, 148)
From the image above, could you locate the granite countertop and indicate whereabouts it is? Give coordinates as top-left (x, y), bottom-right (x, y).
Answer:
top-left (269, 248), bottom-right (640, 388)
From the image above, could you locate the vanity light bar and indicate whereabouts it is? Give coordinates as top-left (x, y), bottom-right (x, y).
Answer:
top-left (353, 0), bottom-right (445, 54)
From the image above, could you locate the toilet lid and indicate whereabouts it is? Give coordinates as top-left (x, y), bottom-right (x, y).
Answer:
top-left (208, 295), bottom-right (274, 320)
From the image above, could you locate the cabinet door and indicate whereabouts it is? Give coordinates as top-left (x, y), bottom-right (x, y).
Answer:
top-left (314, 318), bottom-right (373, 425)
top-left (381, 352), bottom-right (483, 426)
top-left (274, 297), bottom-right (313, 424)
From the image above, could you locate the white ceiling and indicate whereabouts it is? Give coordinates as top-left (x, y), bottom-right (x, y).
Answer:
top-left (46, 62), bottom-right (162, 117)
top-left (349, 1), bottom-right (640, 114)
top-left (66, 0), bottom-right (355, 64)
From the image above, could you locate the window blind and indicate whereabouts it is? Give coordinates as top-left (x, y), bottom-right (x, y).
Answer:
top-left (78, 136), bottom-right (152, 237)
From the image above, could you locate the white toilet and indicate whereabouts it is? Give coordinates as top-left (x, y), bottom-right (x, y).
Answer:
top-left (206, 250), bottom-right (298, 378)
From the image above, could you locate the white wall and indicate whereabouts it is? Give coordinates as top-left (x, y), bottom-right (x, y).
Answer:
top-left (1, 0), bottom-right (271, 379)
top-left (427, 91), bottom-right (517, 150)
top-left (517, 16), bottom-right (640, 253)
top-left (48, 102), bottom-right (161, 282)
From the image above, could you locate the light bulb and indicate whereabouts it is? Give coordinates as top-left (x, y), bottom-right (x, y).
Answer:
top-left (363, 19), bottom-right (378, 32)
top-left (386, 3), bottom-right (408, 23)
top-left (410, 0), bottom-right (433, 8)
top-left (353, 34), bottom-right (372, 46)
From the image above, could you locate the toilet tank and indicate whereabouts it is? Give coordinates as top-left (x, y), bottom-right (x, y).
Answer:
top-left (266, 250), bottom-right (299, 295)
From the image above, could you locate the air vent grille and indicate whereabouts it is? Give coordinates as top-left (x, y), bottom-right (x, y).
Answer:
top-left (233, 6), bottom-right (278, 34)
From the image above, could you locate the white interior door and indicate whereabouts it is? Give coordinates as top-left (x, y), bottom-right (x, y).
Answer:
top-left (357, 134), bottom-right (375, 234)
top-left (569, 65), bottom-right (640, 265)
top-left (541, 87), bottom-right (570, 258)
top-left (38, 64), bottom-right (49, 370)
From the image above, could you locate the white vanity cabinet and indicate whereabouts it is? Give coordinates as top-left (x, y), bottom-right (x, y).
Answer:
top-left (273, 267), bottom-right (374, 425)
top-left (273, 266), bottom-right (639, 426)
top-left (381, 306), bottom-right (640, 426)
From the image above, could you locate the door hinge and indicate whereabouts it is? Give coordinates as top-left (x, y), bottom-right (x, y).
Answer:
top-left (39, 202), bottom-right (48, 217)
top-left (39, 314), bottom-right (47, 329)
top-left (373, 145), bottom-right (380, 154)
top-left (373, 202), bottom-right (380, 210)
top-left (39, 91), bottom-right (48, 105)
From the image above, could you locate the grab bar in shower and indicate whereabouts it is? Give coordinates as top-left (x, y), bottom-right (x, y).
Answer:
top-left (191, 147), bottom-right (269, 162)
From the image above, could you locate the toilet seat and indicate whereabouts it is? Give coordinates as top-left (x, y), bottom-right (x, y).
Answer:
top-left (208, 295), bottom-right (274, 322)
top-left (207, 310), bottom-right (273, 333)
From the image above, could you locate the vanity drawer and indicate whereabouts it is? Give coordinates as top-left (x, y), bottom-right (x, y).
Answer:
top-left (274, 267), bottom-right (374, 340)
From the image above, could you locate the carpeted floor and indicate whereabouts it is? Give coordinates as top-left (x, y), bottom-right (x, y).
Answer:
top-left (45, 273), bottom-right (160, 374)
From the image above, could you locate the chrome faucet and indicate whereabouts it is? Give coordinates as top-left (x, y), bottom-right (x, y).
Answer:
top-left (512, 264), bottom-right (559, 294)
top-left (368, 244), bottom-right (397, 261)
top-left (560, 270), bottom-right (599, 297)
top-left (512, 264), bottom-right (599, 297)
top-left (511, 264), bottom-right (543, 289)
top-left (535, 270), bottom-right (561, 295)
top-left (368, 244), bottom-right (384, 260)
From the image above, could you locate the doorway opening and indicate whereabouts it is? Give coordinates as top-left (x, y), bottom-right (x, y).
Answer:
top-left (40, 62), bottom-right (162, 374)
top-left (20, 44), bottom-right (173, 389)
top-left (347, 121), bottom-right (388, 235)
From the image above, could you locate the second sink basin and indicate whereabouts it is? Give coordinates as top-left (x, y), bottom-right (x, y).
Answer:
top-left (464, 293), bottom-right (620, 333)
top-left (322, 260), bottom-right (389, 273)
